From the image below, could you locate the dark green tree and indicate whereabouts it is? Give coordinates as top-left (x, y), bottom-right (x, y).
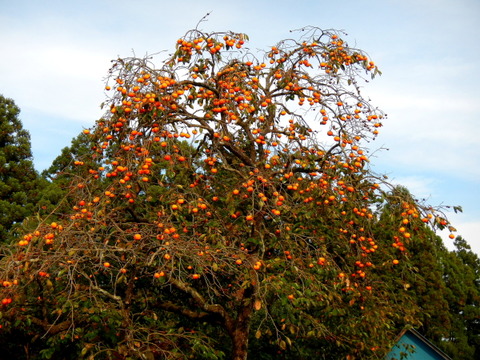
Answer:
top-left (439, 236), bottom-right (480, 359)
top-left (373, 186), bottom-right (480, 360)
top-left (37, 131), bottom-right (101, 216)
top-left (372, 186), bottom-right (450, 337)
top-left (42, 131), bottom-right (98, 182)
top-left (0, 95), bottom-right (42, 243)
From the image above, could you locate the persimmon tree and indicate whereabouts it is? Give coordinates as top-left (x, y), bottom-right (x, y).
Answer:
top-left (0, 27), bottom-right (455, 359)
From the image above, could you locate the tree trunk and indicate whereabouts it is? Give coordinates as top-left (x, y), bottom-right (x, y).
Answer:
top-left (230, 320), bottom-right (251, 360)
top-left (228, 286), bottom-right (255, 360)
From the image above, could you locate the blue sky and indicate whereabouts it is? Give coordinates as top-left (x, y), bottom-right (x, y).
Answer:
top-left (1, 0), bottom-right (479, 254)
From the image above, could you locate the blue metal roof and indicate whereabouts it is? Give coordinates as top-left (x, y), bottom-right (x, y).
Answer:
top-left (386, 329), bottom-right (451, 360)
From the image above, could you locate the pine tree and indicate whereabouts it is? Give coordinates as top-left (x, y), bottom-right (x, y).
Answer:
top-left (440, 237), bottom-right (480, 359)
top-left (374, 186), bottom-right (480, 359)
top-left (37, 131), bottom-right (100, 216)
top-left (0, 95), bottom-right (41, 243)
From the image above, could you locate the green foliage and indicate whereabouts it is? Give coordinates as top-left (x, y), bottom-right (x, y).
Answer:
top-left (38, 131), bottom-right (102, 217)
top-left (373, 186), bottom-right (480, 360)
top-left (438, 237), bottom-right (480, 359)
top-left (0, 94), bottom-right (43, 243)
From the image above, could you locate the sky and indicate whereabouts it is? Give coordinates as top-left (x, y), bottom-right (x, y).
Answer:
top-left (1, 0), bottom-right (479, 254)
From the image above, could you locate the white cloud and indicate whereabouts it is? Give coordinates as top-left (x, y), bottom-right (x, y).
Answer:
top-left (366, 65), bottom-right (480, 179)
top-left (0, 22), bottom-right (111, 123)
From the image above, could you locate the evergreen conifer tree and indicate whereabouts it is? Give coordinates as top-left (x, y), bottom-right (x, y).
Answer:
top-left (0, 95), bottom-right (41, 243)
